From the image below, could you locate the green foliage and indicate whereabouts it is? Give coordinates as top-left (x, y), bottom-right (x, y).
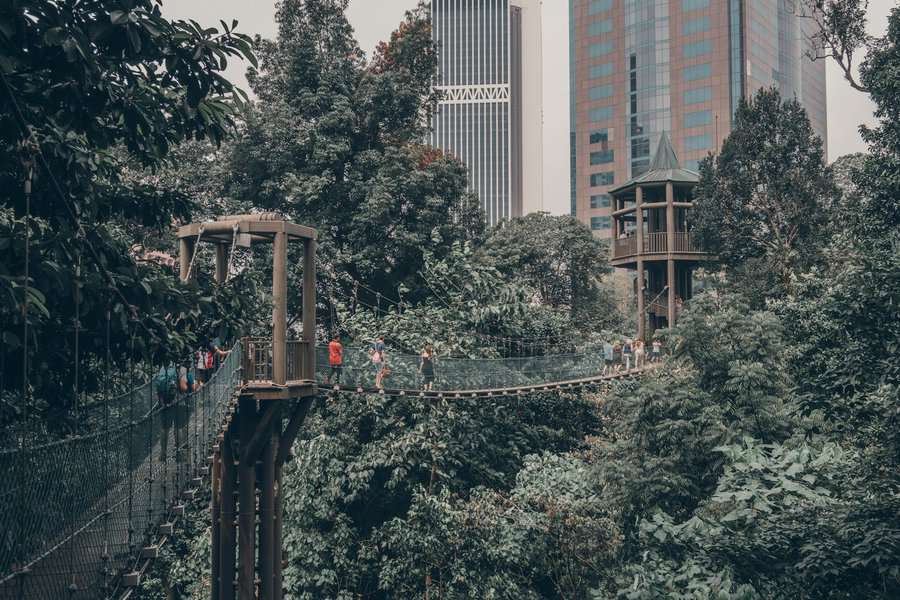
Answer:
top-left (279, 389), bottom-right (602, 599)
top-left (0, 1), bottom-right (261, 422)
top-left (479, 213), bottom-right (619, 328)
top-left (230, 0), bottom-right (483, 305)
top-left (693, 88), bottom-right (837, 300)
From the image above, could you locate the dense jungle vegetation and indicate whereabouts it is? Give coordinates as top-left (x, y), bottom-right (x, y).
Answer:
top-left (1, 0), bottom-right (898, 598)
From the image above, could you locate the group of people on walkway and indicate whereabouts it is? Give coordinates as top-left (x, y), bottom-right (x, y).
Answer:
top-left (155, 337), bottom-right (230, 407)
top-left (324, 335), bottom-right (436, 391)
top-left (601, 338), bottom-right (662, 375)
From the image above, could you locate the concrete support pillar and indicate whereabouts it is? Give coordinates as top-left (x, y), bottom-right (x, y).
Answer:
top-left (302, 239), bottom-right (317, 381)
top-left (179, 238), bottom-right (194, 283)
top-left (635, 186), bottom-right (645, 341)
top-left (272, 232), bottom-right (288, 386)
top-left (215, 245), bottom-right (229, 285)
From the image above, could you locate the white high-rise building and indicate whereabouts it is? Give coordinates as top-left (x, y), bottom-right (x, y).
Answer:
top-left (430, 0), bottom-right (544, 225)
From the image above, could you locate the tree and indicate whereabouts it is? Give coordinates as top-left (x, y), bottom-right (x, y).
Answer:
top-left (0, 0), bottom-right (259, 426)
top-left (479, 213), bottom-right (618, 327)
top-left (229, 0), bottom-right (483, 308)
top-left (692, 88), bottom-right (837, 299)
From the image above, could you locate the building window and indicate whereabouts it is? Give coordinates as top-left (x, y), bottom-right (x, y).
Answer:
top-left (684, 86), bottom-right (712, 104)
top-left (589, 42), bottom-right (614, 58)
top-left (682, 0), bottom-right (710, 10)
top-left (684, 110), bottom-right (712, 128)
top-left (589, 19), bottom-right (613, 36)
top-left (590, 107), bottom-right (613, 122)
top-left (685, 159), bottom-right (702, 171)
top-left (589, 84), bottom-right (614, 100)
top-left (590, 194), bottom-right (612, 209)
top-left (589, 0), bottom-right (613, 15)
top-left (590, 128), bottom-right (611, 145)
top-left (590, 63), bottom-right (614, 79)
top-left (590, 171), bottom-right (615, 186)
top-left (590, 150), bottom-right (615, 164)
top-left (683, 63), bottom-right (711, 81)
top-left (591, 216), bottom-right (612, 230)
top-left (683, 40), bottom-right (712, 58)
top-left (683, 16), bottom-right (711, 35)
top-left (685, 133), bottom-right (712, 151)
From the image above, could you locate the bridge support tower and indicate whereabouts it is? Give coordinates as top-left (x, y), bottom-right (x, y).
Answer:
top-left (178, 214), bottom-right (318, 600)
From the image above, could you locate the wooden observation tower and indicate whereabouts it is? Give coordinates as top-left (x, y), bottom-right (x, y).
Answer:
top-left (608, 134), bottom-right (713, 340)
top-left (177, 214), bottom-right (318, 600)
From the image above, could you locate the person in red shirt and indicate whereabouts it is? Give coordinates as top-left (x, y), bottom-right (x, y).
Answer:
top-left (326, 335), bottom-right (343, 385)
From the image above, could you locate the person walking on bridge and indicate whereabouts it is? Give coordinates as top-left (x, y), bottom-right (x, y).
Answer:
top-left (371, 336), bottom-right (387, 389)
top-left (420, 344), bottom-right (436, 390)
top-left (326, 335), bottom-right (343, 385)
top-left (602, 340), bottom-right (614, 376)
top-left (651, 338), bottom-right (662, 363)
top-left (623, 339), bottom-right (634, 371)
top-left (634, 339), bottom-right (646, 369)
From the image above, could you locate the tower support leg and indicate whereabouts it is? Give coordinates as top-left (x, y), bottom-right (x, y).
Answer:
top-left (238, 397), bottom-right (257, 600)
top-left (219, 431), bottom-right (236, 600)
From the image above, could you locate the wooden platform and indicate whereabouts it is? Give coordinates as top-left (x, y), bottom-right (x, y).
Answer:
top-left (239, 379), bottom-right (317, 400)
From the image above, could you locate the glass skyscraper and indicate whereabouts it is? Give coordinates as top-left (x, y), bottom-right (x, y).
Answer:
top-left (431, 0), bottom-right (544, 226)
top-left (570, 0), bottom-right (827, 234)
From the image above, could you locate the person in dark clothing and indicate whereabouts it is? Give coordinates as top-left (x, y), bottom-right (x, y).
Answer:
top-left (419, 344), bottom-right (436, 390)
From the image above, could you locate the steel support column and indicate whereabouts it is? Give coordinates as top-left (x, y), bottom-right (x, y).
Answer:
top-left (666, 182), bottom-right (676, 327)
top-left (635, 186), bottom-right (645, 341)
top-left (219, 431), bottom-right (236, 600)
top-left (237, 397), bottom-right (257, 600)
top-left (258, 402), bottom-right (279, 600)
top-left (211, 445), bottom-right (222, 600)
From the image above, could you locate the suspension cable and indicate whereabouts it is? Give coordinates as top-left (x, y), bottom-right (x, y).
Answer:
top-left (224, 223), bottom-right (239, 282)
top-left (184, 225), bottom-right (205, 282)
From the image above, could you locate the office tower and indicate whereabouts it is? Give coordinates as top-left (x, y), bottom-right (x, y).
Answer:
top-left (569, 0), bottom-right (828, 235)
top-left (431, 0), bottom-right (544, 226)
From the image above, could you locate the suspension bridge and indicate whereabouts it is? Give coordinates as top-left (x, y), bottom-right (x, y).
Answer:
top-left (1, 215), bottom-right (647, 600)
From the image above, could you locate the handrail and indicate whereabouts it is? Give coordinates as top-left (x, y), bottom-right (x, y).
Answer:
top-left (612, 231), bottom-right (705, 259)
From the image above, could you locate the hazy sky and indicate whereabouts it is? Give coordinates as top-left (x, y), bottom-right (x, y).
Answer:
top-left (162, 0), bottom-right (896, 215)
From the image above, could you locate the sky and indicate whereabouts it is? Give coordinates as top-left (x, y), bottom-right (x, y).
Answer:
top-left (162, 0), bottom-right (896, 216)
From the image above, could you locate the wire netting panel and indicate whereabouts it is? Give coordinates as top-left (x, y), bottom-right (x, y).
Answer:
top-left (316, 346), bottom-right (608, 391)
top-left (0, 343), bottom-right (241, 600)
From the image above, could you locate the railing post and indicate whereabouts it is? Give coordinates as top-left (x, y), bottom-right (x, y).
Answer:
top-left (273, 232), bottom-right (288, 386)
top-left (302, 238), bottom-right (317, 381)
top-left (636, 186), bottom-right (646, 341)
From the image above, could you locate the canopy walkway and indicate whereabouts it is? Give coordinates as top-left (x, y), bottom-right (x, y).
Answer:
top-left (2, 214), bottom-right (650, 600)
top-left (0, 340), bottom-right (644, 600)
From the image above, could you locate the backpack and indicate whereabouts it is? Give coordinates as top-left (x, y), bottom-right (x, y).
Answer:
top-left (155, 366), bottom-right (177, 394)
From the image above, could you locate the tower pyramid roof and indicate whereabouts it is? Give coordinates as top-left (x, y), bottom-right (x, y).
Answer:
top-left (609, 132), bottom-right (700, 194)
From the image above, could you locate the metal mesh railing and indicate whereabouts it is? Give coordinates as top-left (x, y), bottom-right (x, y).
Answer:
top-left (315, 346), bottom-right (611, 391)
top-left (0, 342), bottom-right (242, 600)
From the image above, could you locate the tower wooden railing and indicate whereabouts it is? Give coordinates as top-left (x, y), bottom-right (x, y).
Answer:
top-left (241, 338), bottom-right (315, 384)
top-left (612, 231), bottom-right (704, 260)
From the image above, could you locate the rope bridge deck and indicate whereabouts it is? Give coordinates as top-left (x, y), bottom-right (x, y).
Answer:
top-left (0, 341), bottom-right (642, 599)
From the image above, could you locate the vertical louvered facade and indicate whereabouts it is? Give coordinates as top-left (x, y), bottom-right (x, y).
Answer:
top-left (431, 0), bottom-right (543, 226)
